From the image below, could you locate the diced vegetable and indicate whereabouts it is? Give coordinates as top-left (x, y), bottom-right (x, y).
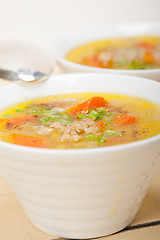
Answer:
top-left (40, 115), bottom-right (61, 125)
top-left (97, 107), bottom-right (106, 119)
top-left (60, 119), bottom-right (70, 125)
top-left (85, 134), bottom-right (96, 141)
top-left (40, 113), bottom-right (73, 125)
top-left (130, 60), bottom-right (145, 69)
top-left (40, 117), bottom-right (50, 125)
top-left (135, 41), bottom-right (157, 49)
top-left (104, 130), bottom-right (120, 137)
top-left (15, 109), bottom-right (23, 113)
top-left (143, 51), bottom-right (155, 64)
top-left (96, 120), bottom-right (105, 128)
top-left (82, 55), bottom-right (99, 67)
top-left (114, 114), bottom-right (137, 125)
top-left (2, 114), bottom-right (12, 118)
top-left (67, 96), bottom-right (109, 117)
top-left (97, 136), bottom-right (106, 144)
top-left (106, 112), bottom-right (112, 116)
top-left (104, 117), bottom-right (112, 123)
top-left (99, 59), bottom-right (114, 68)
top-left (43, 110), bottom-right (57, 116)
top-left (0, 115), bottom-right (38, 129)
top-left (11, 133), bottom-right (49, 148)
top-left (97, 107), bottom-right (106, 112)
top-left (88, 109), bottom-right (99, 120)
top-left (50, 115), bottom-right (61, 121)
top-left (77, 113), bottom-right (86, 119)
top-left (32, 108), bottom-right (41, 114)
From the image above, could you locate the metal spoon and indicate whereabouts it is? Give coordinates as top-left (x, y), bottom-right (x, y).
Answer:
top-left (0, 68), bottom-right (49, 83)
top-left (0, 41), bottom-right (54, 83)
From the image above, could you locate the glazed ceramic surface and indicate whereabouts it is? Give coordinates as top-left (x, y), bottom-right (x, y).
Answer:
top-left (0, 73), bottom-right (160, 238)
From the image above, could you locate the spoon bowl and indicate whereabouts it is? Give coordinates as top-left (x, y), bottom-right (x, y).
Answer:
top-left (0, 68), bottom-right (48, 83)
top-left (0, 41), bottom-right (54, 83)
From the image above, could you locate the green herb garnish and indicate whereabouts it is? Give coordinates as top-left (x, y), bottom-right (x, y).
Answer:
top-left (88, 110), bottom-right (99, 120)
top-left (2, 114), bottom-right (12, 118)
top-left (97, 136), bottom-right (106, 144)
top-left (49, 115), bottom-right (61, 121)
top-left (60, 119), bottom-right (71, 125)
top-left (130, 60), bottom-right (145, 69)
top-left (106, 112), bottom-right (112, 116)
top-left (32, 108), bottom-right (41, 114)
top-left (85, 134), bottom-right (96, 141)
top-left (40, 117), bottom-right (50, 125)
top-left (15, 109), bottom-right (23, 113)
top-left (43, 110), bottom-right (57, 116)
top-left (97, 107), bottom-right (106, 113)
top-left (104, 117), bottom-right (112, 123)
top-left (104, 130), bottom-right (119, 137)
top-left (77, 113), bottom-right (86, 119)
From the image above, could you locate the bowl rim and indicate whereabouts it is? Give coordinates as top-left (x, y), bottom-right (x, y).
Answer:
top-left (55, 21), bottom-right (160, 73)
top-left (0, 72), bottom-right (160, 155)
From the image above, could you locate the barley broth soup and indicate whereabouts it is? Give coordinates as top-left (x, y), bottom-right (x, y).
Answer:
top-left (66, 36), bottom-right (160, 70)
top-left (0, 92), bottom-right (160, 149)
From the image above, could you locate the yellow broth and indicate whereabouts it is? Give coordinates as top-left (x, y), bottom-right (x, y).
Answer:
top-left (0, 93), bottom-right (160, 149)
top-left (66, 36), bottom-right (160, 70)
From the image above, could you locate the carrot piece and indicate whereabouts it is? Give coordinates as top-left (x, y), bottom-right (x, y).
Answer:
top-left (96, 120), bottom-right (105, 128)
top-left (99, 59), bottom-right (114, 69)
top-left (0, 115), bottom-right (38, 129)
top-left (67, 96), bottom-right (109, 117)
top-left (82, 55), bottom-right (114, 69)
top-left (143, 51), bottom-right (155, 64)
top-left (11, 133), bottom-right (49, 148)
top-left (114, 114), bottom-right (137, 126)
top-left (85, 96), bottom-right (109, 109)
top-left (135, 41), bottom-right (157, 49)
top-left (82, 55), bottom-right (99, 67)
top-left (0, 118), bottom-right (8, 127)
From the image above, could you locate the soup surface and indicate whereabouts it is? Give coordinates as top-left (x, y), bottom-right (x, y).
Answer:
top-left (66, 36), bottom-right (160, 70)
top-left (0, 93), bottom-right (160, 149)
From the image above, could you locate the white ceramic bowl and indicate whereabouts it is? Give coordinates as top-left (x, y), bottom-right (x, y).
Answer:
top-left (0, 73), bottom-right (160, 239)
top-left (55, 22), bottom-right (160, 81)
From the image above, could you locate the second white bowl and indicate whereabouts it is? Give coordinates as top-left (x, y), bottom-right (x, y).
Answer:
top-left (55, 22), bottom-right (160, 81)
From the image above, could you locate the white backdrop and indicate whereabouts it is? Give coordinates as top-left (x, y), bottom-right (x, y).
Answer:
top-left (0, 0), bottom-right (159, 54)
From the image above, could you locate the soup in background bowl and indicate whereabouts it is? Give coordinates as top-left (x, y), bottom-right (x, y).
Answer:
top-left (55, 22), bottom-right (160, 81)
top-left (0, 73), bottom-right (160, 239)
top-left (66, 36), bottom-right (160, 70)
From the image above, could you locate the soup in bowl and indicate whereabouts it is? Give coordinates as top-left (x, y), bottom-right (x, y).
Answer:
top-left (55, 22), bottom-right (160, 81)
top-left (0, 92), bottom-right (160, 149)
top-left (0, 73), bottom-right (160, 239)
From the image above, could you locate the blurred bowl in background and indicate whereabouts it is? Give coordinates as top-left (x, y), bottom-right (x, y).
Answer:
top-left (55, 22), bottom-right (160, 81)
